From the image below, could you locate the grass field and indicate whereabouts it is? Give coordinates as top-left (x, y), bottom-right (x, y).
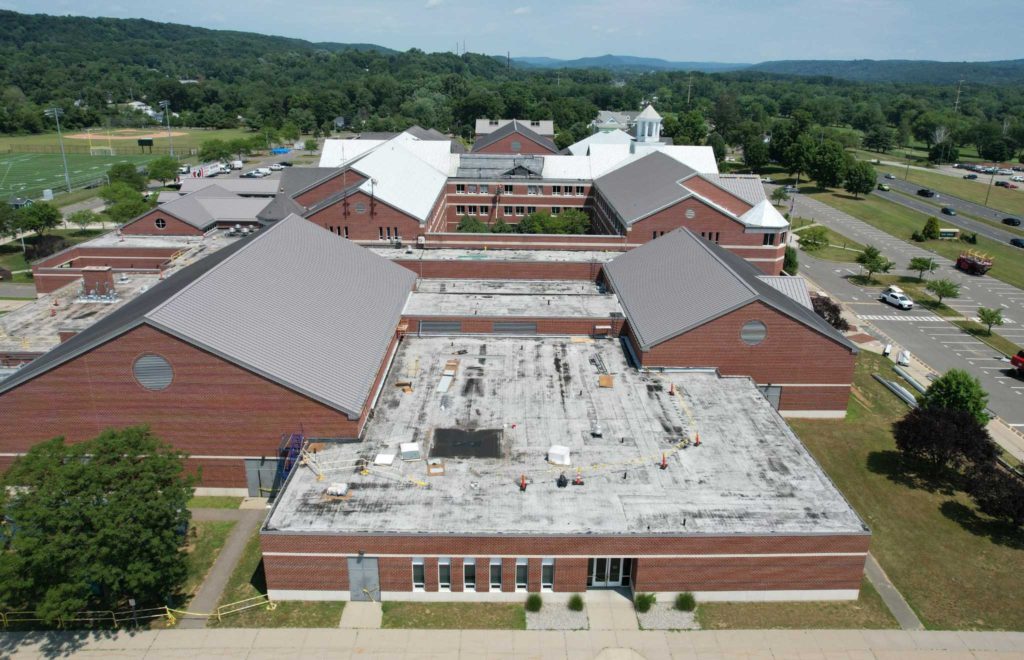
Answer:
top-left (187, 495), bottom-right (243, 510)
top-left (810, 191), bottom-right (1024, 291)
top-left (791, 352), bottom-right (1024, 630)
top-left (381, 602), bottom-right (526, 630)
top-left (0, 127), bottom-right (254, 153)
top-left (794, 223), bottom-right (866, 263)
top-left (697, 578), bottom-right (897, 630)
top-left (0, 152), bottom-right (154, 200)
top-left (876, 164), bottom-right (1024, 219)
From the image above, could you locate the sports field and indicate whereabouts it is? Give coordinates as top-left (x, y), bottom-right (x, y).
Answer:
top-left (0, 152), bottom-right (155, 200)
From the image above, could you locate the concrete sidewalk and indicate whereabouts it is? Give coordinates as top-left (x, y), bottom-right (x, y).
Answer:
top-left (2, 627), bottom-right (1022, 658)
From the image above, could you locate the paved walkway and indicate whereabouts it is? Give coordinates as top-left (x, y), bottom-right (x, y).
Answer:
top-left (176, 508), bottom-right (266, 629)
top-left (864, 553), bottom-right (924, 631)
top-left (2, 627), bottom-right (1022, 658)
top-left (338, 601), bottom-right (382, 629)
top-left (586, 589), bottom-right (639, 631)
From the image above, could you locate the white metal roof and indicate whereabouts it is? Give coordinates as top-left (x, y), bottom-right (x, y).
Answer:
top-left (565, 129), bottom-right (633, 156)
top-left (318, 138), bottom-right (388, 167)
top-left (540, 155), bottom-right (595, 180)
top-left (636, 105), bottom-right (662, 120)
top-left (348, 140), bottom-right (448, 223)
top-left (739, 199), bottom-right (789, 229)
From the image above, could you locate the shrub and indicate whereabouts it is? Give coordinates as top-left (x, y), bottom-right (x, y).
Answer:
top-left (634, 592), bottom-right (656, 613)
top-left (525, 593), bottom-right (542, 612)
top-left (674, 592), bottom-right (696, 612)
top-left (567, 594), bottom-right (584, 611)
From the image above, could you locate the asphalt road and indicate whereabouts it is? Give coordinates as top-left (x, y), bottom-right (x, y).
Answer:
top-left (787, 192), bottom-right (1024, 427)
top-left (876, 174), bottom-right (1022, 243)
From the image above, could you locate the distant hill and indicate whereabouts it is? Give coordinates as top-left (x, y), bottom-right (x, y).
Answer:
top-left (513, 54), bottom-right (749, 73)
top-left (747, 59), bottom-right (1024, 86)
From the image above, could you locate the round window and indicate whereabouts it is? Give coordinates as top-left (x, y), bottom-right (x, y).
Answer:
top-left (685, 208), bottom-right (696, 220)
top-left (133, 354), bottom-right (173, 390)
top-left (155, 217), bottom-right (167, 229)
top-left (740, 320), bottom-right (768, 345)
top-left (354, 203), bottom-right (367, 214)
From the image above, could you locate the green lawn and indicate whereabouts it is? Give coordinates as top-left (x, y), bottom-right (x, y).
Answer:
top-left (0, 152), bottom-right (154, 200)
top-left (697, 578), bottom-right (897, 630)
top-left (180, 521), bottom-right (235, 605)
top-left (877, 164), bottom-right (1024, 220)
top-left (381, 602), bottom-right (526, 630)
top-left (795, 224), bottom-right (866, 263)
top-left (188, 495), bottom-right (244, 510)
top-left (208, 528), bottom-right (344, 628)
top-left (790, 352), bottom-right (1024, 630)
top-left (811, 191), bottom-right (1024, 291)
top-left (0, 228), bottom-right (103, 275)
top-left (0, 127), bottom-right (255, 153)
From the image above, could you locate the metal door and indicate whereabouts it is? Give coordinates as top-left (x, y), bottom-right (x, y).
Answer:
top-left (758, 385), bottom-right (782, 410)
top-left (347, 556), bottom-right (380, 602)
top-left (244, 458), bottom-right (280, 497)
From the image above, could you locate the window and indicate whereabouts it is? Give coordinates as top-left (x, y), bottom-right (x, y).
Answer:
top-left (531, 120), bottom-right (540, 127)
top-left (378, 227), bottom-right (384, 240)
top-left (154, 217), bottom-right (166, 229)
top-left (503, 184), bottom-right (513, 194)
top-left (552, 185), bottom-right (562, 195)
top-left (504, 206), bottom-right (513, 216)
top-left (515, 206), bottom-right (525, 215)
top-left (489, 119), bottom-right (499, 126)
top-left (551, 207), bottom-right (560, 216)
top-left (779, 232), bottom-right (786, 244)
top-left (515, 558), bottom-right (528, 591)
top-left (456, 205), bottom-right (466, 215)
top-left (763, 233), bottom-right (776, 246)
top-left (133, 354), bottom-right (173, 391)
top-left (468, 184), bottom-right (477, 194)
top-left (480, 184), bottom-right (489, 194)
top-left (393, 227), bottom-right (399, 239)
top-left (511, 140), bottom-right (522, 151)
top-left (456, 184), bottom-right (465, 194)
top-left (354, 202), bottom-right (366, 214)
top-left (527, 185), bottom-right (540, 195)
top-left (412, 558), bottom-right (425, 590)
top-left (527, 206), bottom-right (536, 214)
top-left (541, 559), bottom-right (554, 591)
top-left (438, 558), bottom-right (451, 591)
top-left (344, 226), bottom-right (349, 239)
top-left (489, 558), bottom-right (502, 591)
top-left (468, 205), bottom-right (477, 215)
top-left (714, 232), bottom-right (720, 243)
top-left (464, 559), bottom-right (476, 590)
top-left (576, 186), bottom-right (585, 196)
top-left (741, 320), bottom-right (768, 346)
top-left (479, 206), bottom-right (490, 215)
top-left (386, 227), bottom-right (392, 239)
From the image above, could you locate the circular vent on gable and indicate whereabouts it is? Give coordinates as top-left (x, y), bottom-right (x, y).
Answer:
top-left (133, 354), bottom-right (174, 391)
top-left (740, 320), bottom-right (768, 346)
top-left (685, 209), bottom-right (696, 220)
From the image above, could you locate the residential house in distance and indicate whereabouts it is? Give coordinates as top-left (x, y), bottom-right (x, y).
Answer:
top-left (591, 109), bottom-right (639, 133)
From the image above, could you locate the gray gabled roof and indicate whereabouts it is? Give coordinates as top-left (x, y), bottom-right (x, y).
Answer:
top-left (471, 120), bottom-right (558, 154)
top-left (1, 216), bottom-right (418, 419)
top-left (145, 215), bottom-right (416, 418)
top-left (604, 229), bottom-right (857, 353)
top-left (257, 193), bottom-right (305, 223)
top-left (279, 167), bottom-right (344, 198)
top-left (593, 151), bottom-right (696, 226)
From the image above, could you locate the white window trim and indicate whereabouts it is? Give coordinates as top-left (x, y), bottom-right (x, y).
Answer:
top-left (489, 558), bottom-right (502, 592)
top-left (463, 557), bottom-right (476, 590)
top-left (515, 558), bottom-right (528, 592)
top-left (438, 557), bottom-right (451, 592)
top-left (412, 557), bottom-right (425, 592)
top-left (541, 558), bottom-right (554, 591)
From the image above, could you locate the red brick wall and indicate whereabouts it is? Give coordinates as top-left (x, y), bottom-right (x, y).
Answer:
top-left (306, 190), bottom-right (422, 242)
top-left (379, 557), bottom-right (413, 592)
top-left (424, 557), bottom-right (439, 591)
top-left (424, 233), bottom-right (627, 251)
top-left (628, 198), bottom-right (748, 244)
top-left (402, 316), bottom-right (623, 337)
top-left (263, 554), bottom-right (347, 591)
top-left (122, 210), bottom-right (203, 236)
top-left (632, 555), bottom-right (866, 592)
top-left (34, 247), bottom-right (180, 270)
top-left (475, 557), bottom-right (489, 593)
top-left (553, 558), bottom-right (588, 593)
top-left (32, 272), bottom-right (82, 294)
top-left (528, 558), bottom-right (542, 592)
top-left (294, 171), bottom-right (367, 208)
top-left (501, 557), bottom-right (516, 592)
top-left (681, 177), bottom-right (754, 217)
top-left (0, 352), bottom-right (41, 367)
top-left (450, 557), bottom-right (464, 593)
top-left (394, 259), bottom-right (603, 281)
top-left (472, 133), bottom-right (557, 155)
top-left (635, 301), bottom-right (856, 389)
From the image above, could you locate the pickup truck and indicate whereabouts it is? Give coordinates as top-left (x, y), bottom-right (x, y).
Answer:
top-left (880, 286), bottom-right (914, 310)
top-left (1011, 350), bottom-right (1024, 376)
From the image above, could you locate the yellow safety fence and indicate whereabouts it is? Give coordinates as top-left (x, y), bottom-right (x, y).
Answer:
top-left (1, 596), bottom-right (276, 629)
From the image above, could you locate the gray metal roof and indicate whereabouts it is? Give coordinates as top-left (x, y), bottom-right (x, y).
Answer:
top-left (177, 178), bottom-right (279, 196)
top-left (455, 154), bottom-right (545, 179)
top-left (758, 276), bottom-right (813, 309)
top-left (257, 193), bottom-right (305, 223)
top-left (701, 174), bottom-right (768, 206)
top-left (475, 118), bottom-right (555, 137)
top-left (471, 120), bottom-right (558, 154)
top-left (604, 229), bottom-right (857, 352)
top-left (405, 125), bottom-right (466, 153)
top-left (278, 167), bottom-right (344, 198)
top-left (151, 185), bottom-right (272, 230)
top-left (593, 151), bottom-right (696, 226)
top-left (146, 215), bottom-right (416, 418)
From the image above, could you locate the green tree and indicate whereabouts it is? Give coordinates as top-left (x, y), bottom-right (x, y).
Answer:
top-left (16, 202), bottom-right (62, 236)
top-left (843, 160), bottom-right (876, 198)
top-left (456, 215), bottom-right (487, 233)
top-left (304, 138), bottom-right (318, 153)
top-left (926, 278), bottom-right (960, 305)
top-left (0, 427), bottom-right (194, 623)
top-left (100, 182), bottom-right (153, 224)
top-left (921, 368), bottom-right (990, 426)
top-left (977, 307), bottom-right (1004, 335)
top-left (808, 140), bottom-right (848, 189)
top-left (784, 133), bottom-right (815, 182)
top-left (672, 110), bottom-right (708, 145)
top-left (108, 162), bottom-right (146, 190)
top-left (969, 469), bottom-right (1024, 528)
top-left (922, 216), bottom-right (941, 240)
top-left (908, 256), bottom-right (937, 280)
top-left (227, 138), bottom-right (250, 160)
top-left (861, 125), bottom-right (894, 152)
top-left (67, 209), bottom-right (97, 234)
top-left (770, 187), bottom-right (790, 206)
top-left (0, 203), bottom-right (17, 239)
top-left (146, 156), bottom-right (179, 186)
top-left (706, 132), bottom-right (727, 163)
top-left (856, 245), bottom-right (894, 281)
top-left (198, 139), bottom-right (232, 162)
top-left (742, 138), bottom-right (770, 173)
top-left (893, 406), bottom-right (997, 472)
top-left (783, 245), bottom-right (798, 275)
top-left (928, 140), bottom-right (959, 164)
top-left (490, 217), bottom-right (513, 233)
top-left (556, 208), bottom-right (591, 234)
top-left (798, 226), bottom-right (829, 251)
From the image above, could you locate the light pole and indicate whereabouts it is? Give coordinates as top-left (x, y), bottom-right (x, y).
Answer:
top-left (984, 168), bottom-right (997, 208)
top-left (44, 107), bottom-right (72, 192)
top-left (159, 100), bottom-right (174, 158)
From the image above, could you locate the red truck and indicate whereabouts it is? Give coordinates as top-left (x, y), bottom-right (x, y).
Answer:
top-left (1012, 351), bottom-right (1024, 375)
top-left (956, 251), bottom-right (993, 275)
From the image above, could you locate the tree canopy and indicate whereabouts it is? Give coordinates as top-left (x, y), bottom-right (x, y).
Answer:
top-left (921, 368), bottom-right (990, 426)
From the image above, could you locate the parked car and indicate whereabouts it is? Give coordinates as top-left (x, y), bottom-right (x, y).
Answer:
top-left (269, 163), bottom-right (284, 171)
top-left (877, 183), bottom-right (891, 191)
top-left (279, 161), bottom-right (294, 167)
top-left (884, 173), bottom-right (896, 180)
top-left (1002, 217), bottom-right (1021, 226)
top-left (963, 174), bottom-right (979, 180)
top-left (760, 177), bottom-right (772, 183)
top-left (783, 184), bottom-right (799, 193)
top-left (1007, 183), bottom-right (1019, 189)
top-left (1011, 238), bottom-right (1024, 248)
top-left (998, 168), bottom-right (1014, 175)
top-left (240, 170), bottom-right (257, 178)
top-left (917, 188), bottom-right (937, 198)
top-left (942, 207), bottom-right (957, 216)
top-left (880, 286), bottom-right (914, 310)
top-left (996, 181), bottom-right (1009, 188)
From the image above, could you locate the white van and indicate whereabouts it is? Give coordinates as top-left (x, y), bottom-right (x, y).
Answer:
top-left (230, 160), bottom-right (244, 170)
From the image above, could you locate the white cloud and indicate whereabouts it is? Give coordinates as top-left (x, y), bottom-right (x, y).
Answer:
top-left (424, 0), bottom-right (442, 8)
top-left (512, 6), bottom-right (531, 14)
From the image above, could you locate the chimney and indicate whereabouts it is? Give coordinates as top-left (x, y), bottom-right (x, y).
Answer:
top-left (81, 266), bottom-right (114, 295)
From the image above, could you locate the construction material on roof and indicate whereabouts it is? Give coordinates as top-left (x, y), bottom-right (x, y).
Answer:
top-left (547, 445), bottom-right (571, 466)
top-left (455, 154), bottom-right (545, 179)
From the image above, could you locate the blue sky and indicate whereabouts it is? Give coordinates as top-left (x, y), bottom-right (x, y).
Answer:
top-left (2, 0), bottom-right (1019, 62)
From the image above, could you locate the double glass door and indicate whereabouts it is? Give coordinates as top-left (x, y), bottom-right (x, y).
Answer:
top-left (587, 558), bottom-right (632, 588)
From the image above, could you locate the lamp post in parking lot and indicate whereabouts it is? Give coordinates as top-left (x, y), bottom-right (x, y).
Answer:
top-left (159, 100), bottom-right (175, 158)
top-left (43, 107), bottom-right (72, 192)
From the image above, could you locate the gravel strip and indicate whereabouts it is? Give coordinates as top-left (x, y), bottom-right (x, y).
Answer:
top-left (637, 602), bottom-right (699, 630)
top-left (526, 605), bottom-right (589, 630)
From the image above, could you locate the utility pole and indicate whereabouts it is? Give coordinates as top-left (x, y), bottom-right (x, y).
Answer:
top-left (44, 107), bottom-right (72, 192)
top-left (953, 77), bottom-right (965, 114)
top-left (984, 168), bottom-right (996, 207)
top-left (159, 100), bottom-right (175, 158)
top-left (686, 74), bottom-right (692, 108)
